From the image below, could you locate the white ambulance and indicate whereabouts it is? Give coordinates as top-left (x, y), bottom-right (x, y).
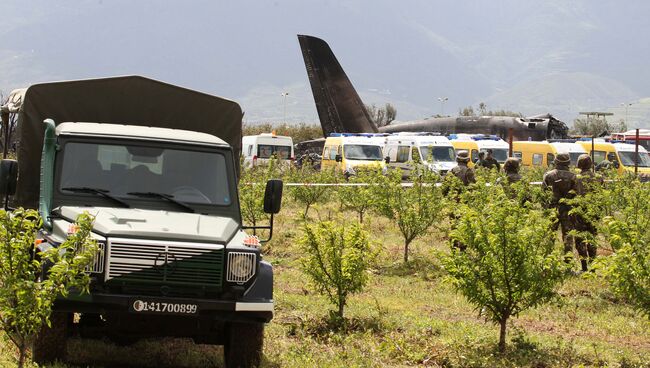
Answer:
top-left (242, 133), bottom-right (294, 167)
top-left (384, 133), bottom-right (455, 177)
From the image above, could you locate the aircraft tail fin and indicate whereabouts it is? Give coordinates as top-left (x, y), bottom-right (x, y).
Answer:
top-left (297, 35), bottom-right (378, 135)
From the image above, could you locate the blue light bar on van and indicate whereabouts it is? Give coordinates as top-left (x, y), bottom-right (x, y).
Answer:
top-left (547, 139), bottom-right (577, 143)
top-left (393, 132), bottom-right (441, 136)
top-left (328, 133), bottom-right (390, 137)
top-left (448, 134), bottom-right (502, 141)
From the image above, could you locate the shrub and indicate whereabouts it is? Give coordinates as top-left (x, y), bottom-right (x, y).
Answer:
top-left (239, 160), bottom-right (283, 228)
top-left (0, 209), bottom-right (98, 367)
top-left (299, 221), bottom-right (374, 321)
top-left (337, 166), bottom-right (382, 223)
top-left (443, 178), bottom-right (568, 352)
top-left (595, 178), bottom-right (650, 317)
top-left (288, 166), bottom-right (340, 218)
top-left (373, 167), bottom-right (444, 263)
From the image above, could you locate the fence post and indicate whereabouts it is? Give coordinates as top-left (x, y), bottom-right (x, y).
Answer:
top-left (635, 128), bottom-right (640, 175)
top-left (508, 128), bottom-right (513, 157)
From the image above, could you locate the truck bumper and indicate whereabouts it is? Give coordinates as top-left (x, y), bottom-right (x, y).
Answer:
top-left (55, 293), bottom-right (274, 323)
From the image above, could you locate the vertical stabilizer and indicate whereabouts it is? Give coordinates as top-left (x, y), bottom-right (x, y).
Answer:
top-left (298, 35), bottom-right (378, 135)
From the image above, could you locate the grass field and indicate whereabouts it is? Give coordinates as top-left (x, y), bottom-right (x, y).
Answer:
top-left (1, 199), bottom-right (649, 368)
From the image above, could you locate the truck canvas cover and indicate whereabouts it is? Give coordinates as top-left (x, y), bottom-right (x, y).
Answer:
top-left (8, 75), bottom-right (243, 209)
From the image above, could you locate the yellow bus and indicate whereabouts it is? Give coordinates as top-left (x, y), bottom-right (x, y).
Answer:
top-left (512, 141), bottom-right (555, 167)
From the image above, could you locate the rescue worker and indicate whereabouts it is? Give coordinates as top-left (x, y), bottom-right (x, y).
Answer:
top-left (482, 149), bottom-right (501, 171)
top-left (450, 150), bottom-right (476, 185)
top-left (543, 153), bottom-right (579, 263)
top-left (574, 154), bottom-right (602, 271)
top-left (503, 157), bottom-right (522, 183)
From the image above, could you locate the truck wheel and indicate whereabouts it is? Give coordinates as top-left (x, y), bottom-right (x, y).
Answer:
top-left (32, 311), bottom-right (71, 364)
top-left (223, 322), bottom-right (264, 368)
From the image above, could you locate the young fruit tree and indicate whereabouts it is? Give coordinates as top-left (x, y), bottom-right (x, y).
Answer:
top-left (597, 178), bottom-right (650, 317)
top-left (0, 209), bottom-right (99, 367)
top-left (337, 166), bottom-right (382, 223)
top-left (239, 161), bottom-right (281, 229)
top-left (443, 179), bottom-right (568, 352)
top-left (373, 167), bottom-right (444, 263)
top-left (288, 166), bottom-right (340, 218)
top-left (299, 221), bottom-right (374, 322)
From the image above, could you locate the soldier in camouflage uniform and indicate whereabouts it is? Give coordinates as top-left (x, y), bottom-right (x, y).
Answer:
top-left (543, 153), bottom-right (579, 261)
top-left (445, 150), bottom-right (475, 250)
top-left (574, 154), bottom-right (602, 271)
top-left (503, 157), bottom-right (522, 183)
top-left (449, 150), bottom-right (476, 185)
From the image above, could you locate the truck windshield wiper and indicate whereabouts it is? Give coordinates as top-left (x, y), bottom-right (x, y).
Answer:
top-left (61, 187), bottom-right (131, 208)
top-left (126, 192), bottom-right (195, 213)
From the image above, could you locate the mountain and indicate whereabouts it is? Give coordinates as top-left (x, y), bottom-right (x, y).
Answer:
top-left (0, 1), bottom-right (648, 128)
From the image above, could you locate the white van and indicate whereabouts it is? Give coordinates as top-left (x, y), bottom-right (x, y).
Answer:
top-left (547, 141), bottom-right (587, 166)
top-left (384, 133), bottom-right (455, 177)
top-left (242, 133), bottom-right (294, 167)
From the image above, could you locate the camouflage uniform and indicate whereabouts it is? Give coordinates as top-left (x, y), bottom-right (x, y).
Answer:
top-left (574, 154), bottom-right (602, 271)
top-left (503, 157), bottom-right (522, 183)
top-left (482, 149), bottom-right (501, 171)
top-left (449, 151), bottom-right (476, 185)
top-left (446, 150), bottom-right (475, 250)
top-left (543, 153), bottom-right (578, 259)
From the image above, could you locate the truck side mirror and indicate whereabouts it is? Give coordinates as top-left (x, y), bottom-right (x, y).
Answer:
top-left (0, 159), bottom-right (18, 196)
top-left (384, 156), bottom-right (390, 164)
top-left (335, 154), bottom-right (342, 163)
top-left (263, 179), bottom-right (283, 214)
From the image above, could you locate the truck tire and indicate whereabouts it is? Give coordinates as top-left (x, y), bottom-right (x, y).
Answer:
top-left (32, 311), bottom-right (71, 364)
top-left (223, 322), bottom-right (264, 368)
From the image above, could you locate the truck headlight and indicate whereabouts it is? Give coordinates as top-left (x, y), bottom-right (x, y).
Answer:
top-left (226, 252), bottom-right (257, 284)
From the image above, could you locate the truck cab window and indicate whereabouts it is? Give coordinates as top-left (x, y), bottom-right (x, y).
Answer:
top-left (59, 141), bottom-right (231, 206)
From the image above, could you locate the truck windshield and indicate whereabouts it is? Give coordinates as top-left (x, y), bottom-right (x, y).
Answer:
top-left (343, 145), bottom-right (383, 160)
top-left (258, 144), bottom-right (291, 159)
top-left (58, 142), bottom-right (232, 206)
top-left (419, 146), bottom-right (455, 162)
top-left (618, 151), bottom-right (650, 167)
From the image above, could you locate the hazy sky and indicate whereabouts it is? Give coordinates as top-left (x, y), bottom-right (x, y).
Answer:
top-left (2, 1), bottom-right (649, 125)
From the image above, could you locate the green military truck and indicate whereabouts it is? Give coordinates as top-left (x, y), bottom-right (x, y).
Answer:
top-left (0, 76), bottom-right (281, 367)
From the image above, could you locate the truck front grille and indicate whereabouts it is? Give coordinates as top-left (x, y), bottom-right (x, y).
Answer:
top-left (86, 242), bottom-right (106, 274)
top-left (106, 238), bottom-right (224, 286)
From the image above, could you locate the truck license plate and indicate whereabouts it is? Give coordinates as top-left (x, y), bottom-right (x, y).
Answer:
top-left (130, 298), bottom-right (199, 315)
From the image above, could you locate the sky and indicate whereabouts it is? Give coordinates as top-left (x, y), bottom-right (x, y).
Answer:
top-left (1, 0), bottom-right (649, 127)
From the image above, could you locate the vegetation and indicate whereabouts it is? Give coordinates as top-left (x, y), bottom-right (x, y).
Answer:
top-left (239, 161), bottom-right (281, 228)
top-left (459, 102), bottom-right (523, 117)
top-left (444, 176), bottom-right (568, 352)
top-left (571, 117), bottom-right (627, 136)
top-left (364, 103), bottom-right (397, 127)
top-left (299, 221), bottom-right (375, 321)
top-left (287, 166), bottom-right (340, 218)
top-left (336, 167), bottom-right (379, 223)
top-left (242, 122), bottom-right (323, 143)
top-left (2, 167), bottom-right (649, 367)
top-left (373, 167), bottom-right (445, 263)
top-left (0, 209), bottom-right (98, 367)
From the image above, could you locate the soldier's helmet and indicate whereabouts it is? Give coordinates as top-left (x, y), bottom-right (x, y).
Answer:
top-left (456, 150), bottom-right (470, 163)
top-left (554, 153), bottom-right (571, 166)
top-left (577, 154), bottom-right (593, 170)
top-left (503, 157), bottom-right (520, 173)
